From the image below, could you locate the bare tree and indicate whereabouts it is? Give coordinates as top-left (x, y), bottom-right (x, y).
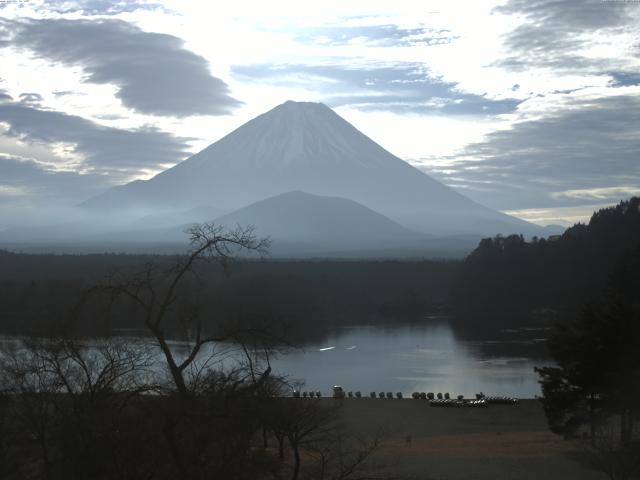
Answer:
top-left (0, 337), bottom-right (156, 480)
top-left (77, 223), bottom-right (272, 401)
top-left (306, 430), bottom-right (385, 480)
top-left (262, 397), bottom-right (390, 480)
top-left (63, 223), bottom-right (285, 478)
top-left (280, 399), bottom-right (340, 480)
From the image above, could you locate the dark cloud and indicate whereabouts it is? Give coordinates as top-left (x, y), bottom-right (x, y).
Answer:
top-left (494, 0), bottom-right (636, 72)
top-left (52, 90), bottom-right (80, 97)
top-left (232, 63), bottom-right (521, 115)
top-left (426, 94), bottom-right (640, 210)
top-left (0, 99), bottom-right (191, 175)
top-left (18, 92), bottom-right (43, 104)
top-left (1, 18), bottom-right (241, 117)
top-left (608, 71), bottom-right (640, 87)
top-left (297, 24), bottom-right (456, 47)
top-left (0, 153), bottom-right (111, 204)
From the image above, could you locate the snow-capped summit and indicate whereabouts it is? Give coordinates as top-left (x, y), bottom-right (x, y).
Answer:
top-left (83, 100), bottom-right (538, 236)
top-left (181, 100), bottom-right (406, 172)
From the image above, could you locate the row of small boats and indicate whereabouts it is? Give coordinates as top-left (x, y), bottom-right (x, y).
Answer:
top-left (429, 399), bottom-right (489, 407)
top-left (292, 387), bottom-right (519, 405)
top-left (292, 391), bottom-right (323, 398)
top-left (428, 396), bottom-right (519, 407)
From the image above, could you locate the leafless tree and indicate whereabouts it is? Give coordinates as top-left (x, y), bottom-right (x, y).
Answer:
top-left (280, 399), bottom-right (340, 480)
top-left (263, 396), bottom-right (391, 480)
top-left (306, 430), bottom-right (385, 480)
top-left (76, 223), bottom-right (273, 401)
top-left (0, 337), bottom-right (156, 479)
top-left (62, 223), bottom-right (287, 478)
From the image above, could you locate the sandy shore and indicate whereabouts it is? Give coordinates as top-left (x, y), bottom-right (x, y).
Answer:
top-left (330, 399), bottom-right (603, 480)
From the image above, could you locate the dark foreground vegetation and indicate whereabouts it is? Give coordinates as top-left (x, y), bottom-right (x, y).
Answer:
top-left (0, 336), bottom-right (388, 480)
top-left (0, 225), bottom-right (386, 480)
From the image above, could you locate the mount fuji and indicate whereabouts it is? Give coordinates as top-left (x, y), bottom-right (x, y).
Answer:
top-left (83, 100), bottom-right (539, 237)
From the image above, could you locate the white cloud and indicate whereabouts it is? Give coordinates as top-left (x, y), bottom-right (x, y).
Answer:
top-left (0, 184), bottom-right (28, 196)
top-left (552, 186), bottom-right (640, 201)
top-left (503, 203), bottom-right (614, 227)
top-left (337, 107), bottom-right (508, 160)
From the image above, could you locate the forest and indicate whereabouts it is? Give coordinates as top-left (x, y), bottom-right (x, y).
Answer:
top-left (0, 250), bottom-right (458, 342)
top-left (451, 197), bottom-right (640, 332)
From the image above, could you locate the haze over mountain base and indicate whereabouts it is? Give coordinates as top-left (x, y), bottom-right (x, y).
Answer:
top-left (1, 101), bottom-right (563, 257)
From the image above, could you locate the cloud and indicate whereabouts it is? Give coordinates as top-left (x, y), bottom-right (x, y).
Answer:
top-left (0, 153), bottom-right (121, 228)
top-left (608, 71), bottom-right (640, 87)
top-left (52, 90), bottom-right (81, 97)
top-left (551, 186), bottom-right (640, 201)
top-left (0, 98), bottom-right (191, 176)
top-left (494, 0), bottom-right (638, 72)
top-left (18, 92), bottom-right (43, 104)
top-left (424, 93), bottom-right (640, 210)
top-left (503, 203), bottom-right (614, 227)
top-left (0, 153), bottom-right (110, 204)
top-left (296, 24), bottom-right (456, 47)
top-left (1, 18), bottom-right (241, 117)
top-left (27, 0), bottom-right (166, 15)
top-left (232, 63), bottom-right (520, 115)
top-left (0, 183), bottom-right (28, 197)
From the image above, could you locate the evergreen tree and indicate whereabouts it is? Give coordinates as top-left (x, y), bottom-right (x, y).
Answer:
top-left (536, 251), bottom-right (640, 445)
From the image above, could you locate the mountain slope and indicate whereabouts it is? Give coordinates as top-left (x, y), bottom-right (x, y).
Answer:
top-left (84, 100), bottom-right (539, 236)
top-left (201, 190), bottom-right (422, 251)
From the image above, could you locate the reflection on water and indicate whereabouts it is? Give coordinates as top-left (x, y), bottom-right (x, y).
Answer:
top-left (271, 323), bottom-right (551, 398)
top-left (0, 323), bottom-right (552, 399)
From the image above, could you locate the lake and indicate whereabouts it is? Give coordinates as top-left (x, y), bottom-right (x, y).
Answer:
top-left (0, 322), bottom-right (552, 399)
top-left (270, 322), bottom-right (551, 399)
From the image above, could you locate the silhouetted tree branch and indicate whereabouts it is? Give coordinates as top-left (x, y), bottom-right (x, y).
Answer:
top-left (75, 223), bottom-right (272, 401)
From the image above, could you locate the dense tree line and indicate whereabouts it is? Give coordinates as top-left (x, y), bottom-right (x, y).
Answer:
top-left (0, 250), bottom-right (457, 342)
top-left (451, 197), bottom-right (640, 330)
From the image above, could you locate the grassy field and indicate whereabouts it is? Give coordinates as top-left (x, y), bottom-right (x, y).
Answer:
top-left (332, 399), bottom-right (603, 480)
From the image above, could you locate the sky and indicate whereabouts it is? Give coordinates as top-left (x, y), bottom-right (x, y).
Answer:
top-left (0, 0), bottom-right (639, 227)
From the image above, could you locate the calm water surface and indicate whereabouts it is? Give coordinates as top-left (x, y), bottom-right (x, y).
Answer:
top-left (270, 323), bottom-right (551, 398)
top-left (1, 323), bottom-right (551, 399)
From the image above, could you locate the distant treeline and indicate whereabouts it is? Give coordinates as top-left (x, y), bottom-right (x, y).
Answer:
top-left (451, 197), bottom-right (640, 332)
top-left (0, 253), bottom-right (458, 342)
top-left (1, 198), bottom-right (639, 341)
